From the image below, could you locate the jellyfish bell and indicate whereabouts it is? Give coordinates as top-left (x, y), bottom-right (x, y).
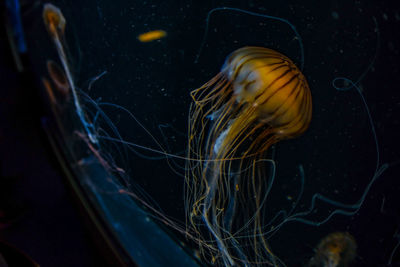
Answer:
top-left (46, 60), bottom-right (70, 96)
top-left (309, 232), bottom-right (357, 267)
top-left (221, 46), bottom-right (312, 139)
top-left (186, 46), bottom-right (312, 265)
top-left (43, 4), bottom-right (66, 39)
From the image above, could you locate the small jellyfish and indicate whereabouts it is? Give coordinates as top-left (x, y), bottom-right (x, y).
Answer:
top-left (46, 60), bottom-right (69, 96)
top-left (43, 3), bottom-right (65, 39)
top-left (309, 232), bottom-right (357, 267)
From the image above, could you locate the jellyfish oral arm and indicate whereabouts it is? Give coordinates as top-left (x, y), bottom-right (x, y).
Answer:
top-left (213, 124), bottom-right (231, 154)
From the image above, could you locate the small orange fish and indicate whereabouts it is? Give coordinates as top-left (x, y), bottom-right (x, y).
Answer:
top-left (137, 30), bottom-right (167, 42)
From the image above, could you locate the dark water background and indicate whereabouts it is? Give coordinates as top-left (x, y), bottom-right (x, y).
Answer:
top-left (32, 0), bottom-right (400, 266)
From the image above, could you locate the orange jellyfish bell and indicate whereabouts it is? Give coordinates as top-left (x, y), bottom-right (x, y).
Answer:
top-left (186, 46), bottom-right (312, 266)
top-left (221, 46), bottom-right (312, 139)
top-left (43, 4), bottom-right (66, 39)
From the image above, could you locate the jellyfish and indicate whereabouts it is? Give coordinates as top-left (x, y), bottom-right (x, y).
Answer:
top-left (308, 232), bottom-right (357, 267)
top-left (42, 3), bottom-right (98, 144)
top-left (185, 46), bottom-right (312, 266)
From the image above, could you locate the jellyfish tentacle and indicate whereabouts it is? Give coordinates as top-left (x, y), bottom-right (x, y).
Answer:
top-left (195, 7), bottom-right (305, 71)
